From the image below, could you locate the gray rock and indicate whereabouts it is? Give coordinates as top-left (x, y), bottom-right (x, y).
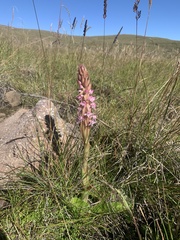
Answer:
top-left (0, 99), bottom-right (80, 188)
top-left (4, 91), bottom-right (21, 107)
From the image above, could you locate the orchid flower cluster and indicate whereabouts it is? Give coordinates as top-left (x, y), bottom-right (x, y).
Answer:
top-left (77, 64), bottom-right (96, 143)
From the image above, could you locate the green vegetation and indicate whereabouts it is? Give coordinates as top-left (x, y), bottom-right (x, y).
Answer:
top-left (0, 24), bottom-right (180, 239)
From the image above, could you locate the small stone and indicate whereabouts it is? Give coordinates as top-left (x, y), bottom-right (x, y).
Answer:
top-left (4, 91), bottom-right (21, 107)
top-left (0, 199), bottom-right (9, 209)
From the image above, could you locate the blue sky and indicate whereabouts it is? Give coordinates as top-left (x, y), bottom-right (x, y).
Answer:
top-left (0, 0), bottom-right (180, 40)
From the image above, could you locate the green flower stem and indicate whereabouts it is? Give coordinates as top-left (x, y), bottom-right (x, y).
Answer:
top-left (82, 139), bottom-right (90, 202)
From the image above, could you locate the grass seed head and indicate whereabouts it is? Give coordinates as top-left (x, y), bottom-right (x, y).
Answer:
top-left (103, 0), bottom-right (107, 19)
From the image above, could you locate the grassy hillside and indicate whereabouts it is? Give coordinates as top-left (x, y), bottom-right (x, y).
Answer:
top-left (0, 24), bottom-right (180, 240)
top-left (1, 24), bottom-right (180, 52)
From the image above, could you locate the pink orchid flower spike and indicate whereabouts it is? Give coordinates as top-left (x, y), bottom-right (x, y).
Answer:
top-left (77, 64), bottom-right (97, 143)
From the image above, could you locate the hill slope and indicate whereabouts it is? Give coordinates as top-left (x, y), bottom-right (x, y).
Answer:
top-left (0, 24), bottom-right (180, 53)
